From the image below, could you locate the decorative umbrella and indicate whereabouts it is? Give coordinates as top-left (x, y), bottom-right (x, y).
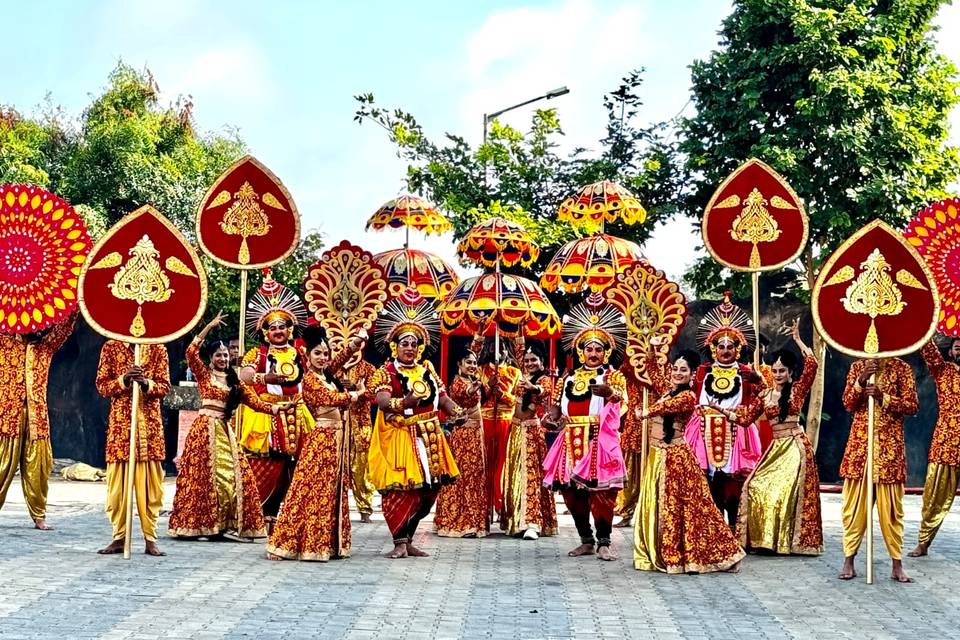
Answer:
top-left (0, 184), bottom-right (92, 334)
top-left (457, 217), bottom-right (540, 269)
top-left (540, 233), bottom-right (645, 294)
top-left (373, 248), bottom-right (460, 300)
top-left (557, 180), bottom-right (647, 229)
top-left (904, 197), bottom-right (960, 335)
top-left (437, 272), bottom-right (560, 338)
top-left (366, 194), bottom-right (453, 246)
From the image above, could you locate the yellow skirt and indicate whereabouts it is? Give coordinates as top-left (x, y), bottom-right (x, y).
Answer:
top-left (237, 401), bottom-right (314, 456)
top-left (736, 432), bottom-right (823, 555)
top-left (367, 411), bottom-right (459, 491)
top-left (634, 443), bottom-right (744, 573)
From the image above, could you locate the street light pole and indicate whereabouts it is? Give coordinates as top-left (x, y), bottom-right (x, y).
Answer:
top-left (482, 86), bottom-right (570, 186)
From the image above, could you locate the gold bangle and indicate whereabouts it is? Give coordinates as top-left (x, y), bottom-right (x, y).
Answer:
top-left (254, 373), bottom-right (265, 386)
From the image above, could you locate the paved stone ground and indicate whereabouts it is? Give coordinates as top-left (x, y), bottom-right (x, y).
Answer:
top-left (0, 478), bottom-right (958, 639)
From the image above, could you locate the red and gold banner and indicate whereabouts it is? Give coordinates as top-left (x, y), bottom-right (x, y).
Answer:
top-left (196, 155), bottom-right (300, 269)
top-left (812, 219), bottom-right (938, 358)
top-left (604, 261), bottom-right (687, 384)
top-left (79, 205), bottom-right (207, 343)
top-left (903, 197), bottom-right (960, 335)
top-left (303, 240), bottom-right (388, 364)
top-left (0, 184), bottom-right (91, 334)
top-left (702, 158), bottom-right (808, 272)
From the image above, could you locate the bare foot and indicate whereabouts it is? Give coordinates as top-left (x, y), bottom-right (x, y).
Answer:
top-left (386, 543), bottom-right (407, 559)
top-left (266, 552), bottom-right (285, 561)
top-left (568, 543), bottom-right (595, 557)
top-left (891, 560), bottom-right (914, 583)
top-left (144, 541), bottom-right (166, 557)
top-left (726, 561), bottom-right (741, 574)
top-left (596, 546), bottom-right (617, 561)
top-left (406, 543), bottom-right (429, 557)
top-left (33, 518), bottom-right (53, 531)
top-left (613, 518), bottom-right (632, 528)
top-left (907, 543), bottom-right (928, 558)
top-left (838, 555), bottom-right (857, 580)
top-left (360, 513), bottom-right (372, 524)
top-left (97, 539), bottom-right (125, 555)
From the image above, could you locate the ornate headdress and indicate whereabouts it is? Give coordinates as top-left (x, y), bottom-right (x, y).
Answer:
top-left (562, 292), bottom-right (627, 365)
top-left (697, 291), bottom-right (754, 359)
top-left (375, 288), bottom-right (440, 360)
top-left (246, 268), bottom-right (308, 338)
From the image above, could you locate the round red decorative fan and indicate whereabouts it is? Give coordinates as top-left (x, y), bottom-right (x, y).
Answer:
top-left (904, 197), bottom-right (960, 336)
top-left (0, 185), bottom-right (91, 334)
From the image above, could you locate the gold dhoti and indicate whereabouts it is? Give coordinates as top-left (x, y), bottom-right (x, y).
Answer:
top-left (917, 462), bottom-right (959, 547)
top-left (106, 461), bottom-right (165, 542)
top-left (615, 450), bottom-right (644, 520)
top-left (841, 478), bottom-right (904, 560)
top-left (0, 409), bottom-right (53, 521)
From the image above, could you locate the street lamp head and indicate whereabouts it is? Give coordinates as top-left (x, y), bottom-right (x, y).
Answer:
top-left (546, 86), bottom-right (570, 99)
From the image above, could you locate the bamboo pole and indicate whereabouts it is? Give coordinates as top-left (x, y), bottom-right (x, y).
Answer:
top-left (122, 344), bottom-right (142, 560)
top-left (640, 386), bottom-right (649, 477)
top-left (238, 270), bottom-right (249, 357)
top-left (751, 271), bottom-right (761, 370)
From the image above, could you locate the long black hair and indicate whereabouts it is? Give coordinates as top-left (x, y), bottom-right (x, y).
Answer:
top-left (662, 349), bottom-right (701, 443)
top-left (767, 349), bottom-right (797, 422)
top-left (202, 336), bottom-right (243, 422)
top-left (520, 343), bottom-right (547, 412)
top-left (303, 325), bottom-right (345, 391)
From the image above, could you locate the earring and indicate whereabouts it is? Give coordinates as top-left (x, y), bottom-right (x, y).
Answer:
top-left (390, 343), bottom-right (398, 359)
top-left (415, 344), bottom-right (425, 361)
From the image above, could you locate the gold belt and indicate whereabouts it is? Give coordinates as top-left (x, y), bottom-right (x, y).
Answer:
top-left (566, 415), bottom-right (600, 426)
top-left (199, 408), bottom-right (225, 418)
top-left (312, 417), bottom-right (343, 431)
top-left (772, 419), bottom-right (803, 438)
top-left (260, 392), bottom-right (302, 403)
top-left (518, 418), bottom-right (541, 428)
top-left (392, 411), bottom-right (439, 427)
top-left (481, 407), bottom-right (515, 421)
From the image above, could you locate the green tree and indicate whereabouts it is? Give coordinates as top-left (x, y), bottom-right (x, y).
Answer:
top-left (680, 0), bottom-right (960, 447)
top-left (354, 70), bottom-right (682, 275)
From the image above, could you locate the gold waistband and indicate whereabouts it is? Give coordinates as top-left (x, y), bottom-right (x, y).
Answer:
top-left (199, 408), bottom-right (225, 418)
top-left (515, 417), bottom-right (541, 428)
top-left (260, 392), bottom-right (302, 403)
top-left (391, 411), bottom-right (440, 427)
top-left (312, 417), bottom-right (343, 431)
top-left (481, 407), bottom-right (516, 421)
top-left (772, 420), bottom-right (803, 438)
top-left (566, 415), bottom-right (600, 426)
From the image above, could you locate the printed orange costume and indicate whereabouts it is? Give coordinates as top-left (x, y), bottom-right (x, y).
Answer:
top-left (501, 344), bottom-right (557, 538)
top-left (840, 358), bottom-right (918, 562)
top-left (266, 325), bottom-right (362, 561)
top-left (237, 275), bottom-right (312, 518)
top-left (915, 340), bottom-right (960, 550)
top-left (0, 311), bottom-right (76, 525)
top-left (96, 341), bottom-right (170, 545)
top-left (168, 335), bottom-right (267, 539)
top-left (470, 333), bottom-right (523, 520)
top-left (633, 348), bottom-right (745, 573)
top-left (434, 368), bottom-right (488, 537)
top-left (367, 290), bottom-right (461, 551)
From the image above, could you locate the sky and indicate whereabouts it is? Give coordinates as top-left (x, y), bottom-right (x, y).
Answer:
top-left (3, 0), bottom-right (959, 284)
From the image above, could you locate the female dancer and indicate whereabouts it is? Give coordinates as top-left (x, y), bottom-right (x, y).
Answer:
top-left (736, 319), bottom-right (822, 555)
top-left (501, 343), bottom-right (557, 539)
top-left (434, 350), bottom-right (488, 538)
top-left (266, 325), bottom-right (364, 561)
top-left (633, 336), bottom-right (745, 573)
top-left (168, 312), bottom-right (270, 540)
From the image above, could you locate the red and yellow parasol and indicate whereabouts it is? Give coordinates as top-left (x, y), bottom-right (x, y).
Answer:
top-left (903, 197), bottom-right (960, 335)
top-left (0, 185), bottom-right (91, 334)
top-left (457, 216), bottom-right (539, 268)
top-left (366, 194), bottom-right (453, 238)
top-left (437, 272), bottom-right (559, 338)
top-left (557, 180), bottom-right (647, 229)
top-left (540, 233), bottom-right (645, 294)
top-left (373, 248), bottom-right (460, 300)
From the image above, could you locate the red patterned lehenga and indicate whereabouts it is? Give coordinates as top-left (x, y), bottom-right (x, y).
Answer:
top-left (633, 351), bottom-right (745, 573)
top-left (434, 375), bottom-right (488, 537)
top-left (168, 339), bottom-right (267, 539)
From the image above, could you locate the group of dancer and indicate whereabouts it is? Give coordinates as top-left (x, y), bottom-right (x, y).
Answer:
top-left (1, 274), bottom-right (958, 584)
